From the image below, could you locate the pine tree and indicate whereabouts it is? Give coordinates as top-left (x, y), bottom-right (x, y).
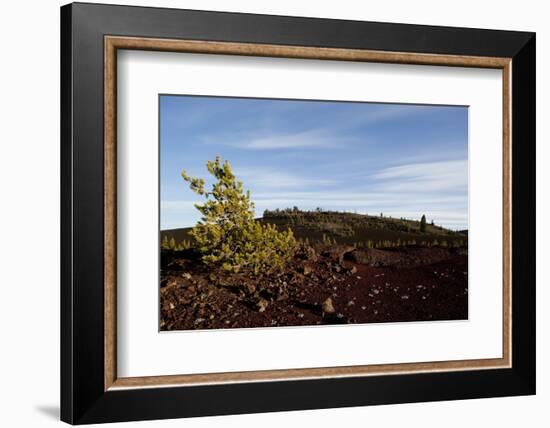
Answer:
top-left (182, 156), bottom-right (297, 274)
top-left (420, 214), bottom-right (427, 233)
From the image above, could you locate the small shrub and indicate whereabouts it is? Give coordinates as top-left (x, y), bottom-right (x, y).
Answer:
top-left (182, 156), bottom-right (297, 275)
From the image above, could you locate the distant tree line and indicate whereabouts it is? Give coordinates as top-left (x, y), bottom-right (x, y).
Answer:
top-left (262, 207), bottom-right (451, 235)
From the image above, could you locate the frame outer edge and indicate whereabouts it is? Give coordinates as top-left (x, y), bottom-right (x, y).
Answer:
top-left (60, 3), bottom-right (75, 424)
top-left (510, 33), bottom-right (536, 392)
top-left (63, 3), bottom-right (536, 423)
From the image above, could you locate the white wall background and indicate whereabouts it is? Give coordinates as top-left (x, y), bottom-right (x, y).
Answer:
top-left (0, 0), bottom-right (546, 426)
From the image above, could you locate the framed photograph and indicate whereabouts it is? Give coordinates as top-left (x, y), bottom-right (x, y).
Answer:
top-left (61, 2), bottom-right (535, 424)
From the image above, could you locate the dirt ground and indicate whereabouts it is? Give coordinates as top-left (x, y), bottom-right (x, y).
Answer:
top-left (160, 245), bottom-right (468, 331)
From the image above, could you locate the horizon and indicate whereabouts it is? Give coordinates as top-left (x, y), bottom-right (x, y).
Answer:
top-left (160, 208), bottom-right (469, 233)
top-left (160, 95), bottom-right (468, 231)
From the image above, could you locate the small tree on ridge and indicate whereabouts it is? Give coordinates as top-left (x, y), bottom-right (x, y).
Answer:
top-left (420, 214), bottom-right (427, 233)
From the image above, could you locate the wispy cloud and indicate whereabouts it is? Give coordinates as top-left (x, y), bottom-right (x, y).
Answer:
top-left (374, 160), bottom-right (466, 180)
top-left (200, 104), bottom-right (420, 151)
top-left (238, 130), bottom-right (336, 150)
top-left (201, 129), bottom-right (346, 151)
top-left (238, 168), bottom-right (336, 189)
top-left (371, 160), bottom-right (467, 193)
top-left (334, 103), bottom-right (426, 129)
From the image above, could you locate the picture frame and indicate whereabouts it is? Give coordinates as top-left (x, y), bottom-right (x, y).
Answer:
top-left (60, 2), bottom-right (535, 424)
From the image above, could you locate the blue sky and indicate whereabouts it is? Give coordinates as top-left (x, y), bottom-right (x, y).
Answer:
top-left (160, 95), bottom-right (468, 230)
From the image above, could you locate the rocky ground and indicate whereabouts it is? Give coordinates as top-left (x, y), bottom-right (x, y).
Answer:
top-left (160, 244), bottom-right (468, 331)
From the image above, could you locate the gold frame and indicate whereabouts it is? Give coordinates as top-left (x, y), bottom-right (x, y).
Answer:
top-left (104, 36), bottom-right (512, 391)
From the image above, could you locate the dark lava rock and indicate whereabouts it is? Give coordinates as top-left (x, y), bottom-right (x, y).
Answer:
top-left (296, 244), bottom-right (318, 262)
top-left (347, 249), bottom-right (402, 266)
top-left (347, 247), bottom-right (458, 268)
top-left (319, 244), bottom-right (355, 263)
